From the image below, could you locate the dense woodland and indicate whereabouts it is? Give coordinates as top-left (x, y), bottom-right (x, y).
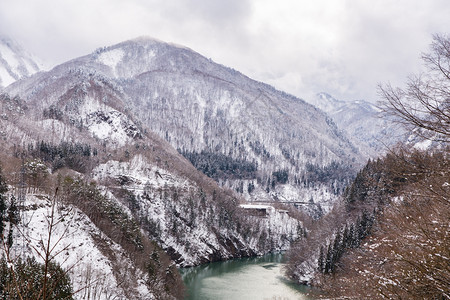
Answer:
top-left (301, 148), bottom-right (448, 299)
top-left (179, 149), bottom-right (258, 180)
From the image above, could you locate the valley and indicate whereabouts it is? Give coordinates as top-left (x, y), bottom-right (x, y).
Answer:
top-left (1, 36), bottom-right (333, 299)
top-left (0, 33), bottom-right (447, 300)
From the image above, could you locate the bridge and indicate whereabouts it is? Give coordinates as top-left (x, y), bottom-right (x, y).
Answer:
top-left (250, 200), bottom-right (322, 206)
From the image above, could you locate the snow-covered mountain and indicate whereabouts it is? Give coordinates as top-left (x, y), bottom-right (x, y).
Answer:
top-left (6, 37), bottom-right (364, 215)
top-left (0, 36), bottom-right (42, 88)
top-left (0, 36), bottom-right (316, 298)
top-left (0, 36), bottom-right (381, 298)
top-left (308, 92), bottom-right (402, 154)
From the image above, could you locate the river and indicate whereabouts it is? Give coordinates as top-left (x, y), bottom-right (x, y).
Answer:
top-left (179, 253), bottom-right (312, 300)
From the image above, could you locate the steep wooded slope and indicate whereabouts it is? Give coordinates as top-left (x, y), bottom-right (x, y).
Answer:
top-left (6, 37), bottom-right (364, 215)
top-left (286, 148), bottom-right (449, 299)
top-left (0, 45), bottom-right (304, 297)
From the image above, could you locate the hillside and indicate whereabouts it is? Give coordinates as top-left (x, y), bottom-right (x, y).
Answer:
top-left (6, 37), bottom-right (365, 217)
top-left (286, 34), bottom-right (450, 299)
top-left (0, 90), bottom-right (304, 298)
top-left (0, 37), bottom-right (315, 299)
top-left (285, 147), bottom-right (449, 299)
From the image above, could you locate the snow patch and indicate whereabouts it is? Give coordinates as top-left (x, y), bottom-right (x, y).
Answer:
top-left (0, 64), bottom-right (15, 86)
top-left (0, 42), bottom-right (18, 72)
top-left (0, 39), bottom-right (41, 86)
top-left (414, 139), bottom-right (432, 151)
top-left (92, 154), bottom-right (189, 191)
top-left (96, 48), bottom-right (125, 76)
top-left (86, 110), bottom-right (141, 146)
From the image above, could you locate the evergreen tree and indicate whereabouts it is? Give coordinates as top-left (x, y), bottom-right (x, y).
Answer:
top-left (331, 230), bottom-right (343, 272)
top-left (358, 210), bottom-right (373, 241)
top-left (324, 243), bottom-right (333, 274)
top-left (7, 196), bottom-right (19, 225)
top-left (342, 224), bottom-right (350, 249)
top-left (0, 166), bottom-right (7, 238)
top-left (354, 216), bottom-right (362, 246)
top-left (6, 196), bottom-right (19, 249)
top-left (318, 245), bottom-right (325, 273)
top-left (348, 223), bottom-right (356, 248)
top-left (247, 181), bottom-right (255, 194)
top-left (0, 257), bottom-right (73, 299)
top-left (6, 227), bottom-right (13, 249)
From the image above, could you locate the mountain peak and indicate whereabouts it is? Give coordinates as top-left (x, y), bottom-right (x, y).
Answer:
top-left (127, 35), bottom-right (192, 50)
top-left (94, 35), bottom-right (195, 58)
top-left (83, 35), bottom-right (205, 79)
top-left (305, 92), bottom-right (400, 153)
top-left (5, 36), bottom-right (364, 215)
top-left (309, 92), bottom-right (345, 113)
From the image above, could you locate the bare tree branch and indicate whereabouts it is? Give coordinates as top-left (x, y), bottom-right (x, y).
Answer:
top-left (379, 34), bottom-right (450, 143)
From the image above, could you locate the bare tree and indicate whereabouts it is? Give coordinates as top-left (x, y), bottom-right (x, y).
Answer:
top-left (1, 190), bottom-right (75, 299)
top-left (378, 34), bottom-right (450, 142)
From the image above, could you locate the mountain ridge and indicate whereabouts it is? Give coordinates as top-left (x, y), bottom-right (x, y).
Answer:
top-left (308, 92), bottom-right (402, 154)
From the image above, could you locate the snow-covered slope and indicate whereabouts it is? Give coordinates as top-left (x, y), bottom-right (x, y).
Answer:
top-left (0, 69), bottom-right (304, 299)
top-left (92, 154), bottom-right (303, 266)
top-left (0, 36), bottom-right (41, 88)
top-left (8, 194), bottom-right (151, 299)
top-left (0, 88), bottom-right (302, 263)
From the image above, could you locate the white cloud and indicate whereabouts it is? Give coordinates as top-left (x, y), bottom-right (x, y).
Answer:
top-left (0, 0), bottom-right (449, 102)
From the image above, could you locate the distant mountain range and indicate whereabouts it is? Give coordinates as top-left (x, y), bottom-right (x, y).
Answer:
top-left (307, 92), bottom-right (403, 154)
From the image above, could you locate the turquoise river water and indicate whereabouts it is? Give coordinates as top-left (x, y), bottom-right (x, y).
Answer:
top-left (179, 253), bottom-right (312, 300)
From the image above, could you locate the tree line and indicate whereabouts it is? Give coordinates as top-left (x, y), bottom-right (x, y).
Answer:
top-left (14, 141), bottom-right (98, 173)
top-left (179, 149), bottom-right (258, 180)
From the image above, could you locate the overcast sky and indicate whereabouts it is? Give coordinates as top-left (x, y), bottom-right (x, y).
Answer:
top-left (1, 0), bottom-right (449, 102)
